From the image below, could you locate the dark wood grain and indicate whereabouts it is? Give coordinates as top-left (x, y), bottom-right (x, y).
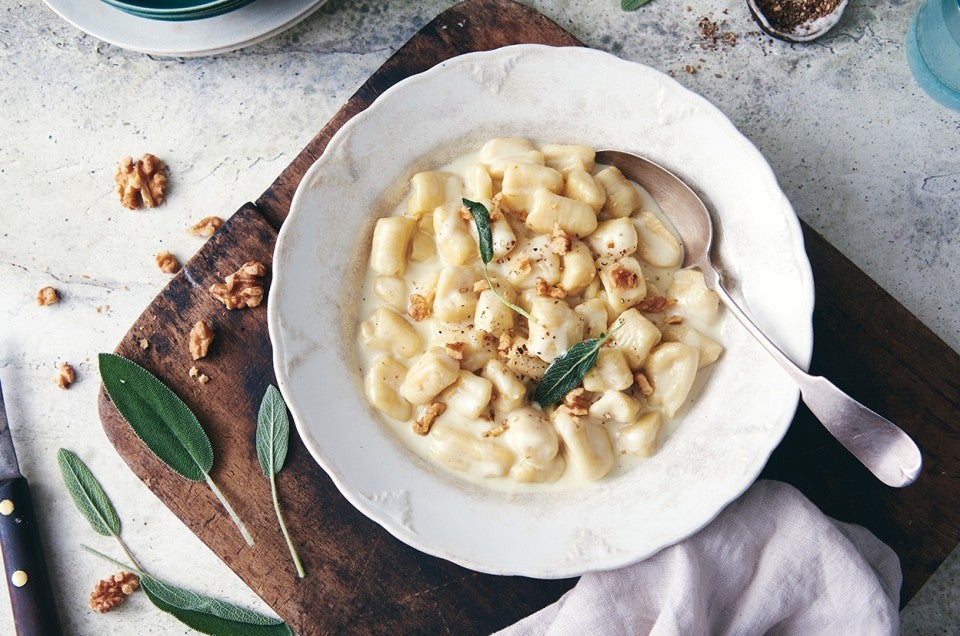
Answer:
top-left (0, 477), bottom-right (61, 635)
top-left (98, 0), bottom-right (960, 632)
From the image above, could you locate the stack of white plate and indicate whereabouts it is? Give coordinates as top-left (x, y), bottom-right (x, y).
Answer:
top-left (43, 0), bottom-right (328, 56)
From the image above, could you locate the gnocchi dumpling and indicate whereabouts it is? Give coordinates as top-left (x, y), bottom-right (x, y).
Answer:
top-left (504, 406), bottom-right (558, 469)
top-left (526, 298), bottom-right (585, 363)
top-left (480, 137), bottom-right (545, 178)
top-left (358, 307), bottom-right (421, 359)
top-left (428, 425), bottom-right (515, 478)
top-left (370, 216), bottom-right (417, 276)
top-left (399, 347), bottom-right (460, 406)
top-left (617, 411), bottom-right (663, 457)
top-left (553, 407), bottom-right (615, 481)
top-left (644, 342), bottom-right (699, 418)
top-left (668, 269), bottom-right (720, 325)
top-left (364, 356), bottom-right (412, 421)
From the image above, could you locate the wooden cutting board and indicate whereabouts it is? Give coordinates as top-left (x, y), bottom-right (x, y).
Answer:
top-left (98, 1), bottom-right (960, 633)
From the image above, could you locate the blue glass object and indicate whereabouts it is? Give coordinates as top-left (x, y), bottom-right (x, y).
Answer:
top-left (906, 0), bottom-right (960, 110)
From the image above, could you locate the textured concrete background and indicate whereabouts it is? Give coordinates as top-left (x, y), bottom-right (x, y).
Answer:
top-left (1, 0), bottom-right (957, 632)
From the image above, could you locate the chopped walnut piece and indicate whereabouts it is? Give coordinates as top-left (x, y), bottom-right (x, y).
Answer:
top-left (138, 338), bottom-right (150, 350)
top-left (548, 224), bottom-right (572, 255)
top-left (611, 265), bottom-right (639, 289)
top-left (209, 261), bottom-right (267, 309)
top-left (413, 402), bottom-right (446, 435)
top-left (155, 251), bottom-right (180, 274)
top-left (664, 314), bottom-right (684, 325)
top-left (408, 292), bottom-right (433, 322)
top-left (55, 363), bottom-right (75, 389)
top-left (36, 286), bottom-right (59, 306)
top-left (458, 206), bottom-right (473, 222)
top-left (89, 571), bottom-right (140, 613)
top-left (515, 254), bottom-right (533, 275)
top-left (198, 373), bottom-right (210, 384)
top-left (443, 342), bottom-right (465, 360)
top-left (188, 365), bottom-right (199, 378)
top-left (634, 372), bottom-right (654, 396)
top-left (115, 154), bottom-right (167, 210)
top-left (563, 387), bottom-right (590, 416)
top-left (473, 279), bottom-right (491, 293)
top-left (535, 277), bottom-right (567, 300)
top-left (189, 319), bottom-right (214, 360)
top-left (188, 216), bottom-right (224, 238)
top-left (636, 295), bottom-right (675, 313)
top-left (482, 422), bottom-right (510, 438)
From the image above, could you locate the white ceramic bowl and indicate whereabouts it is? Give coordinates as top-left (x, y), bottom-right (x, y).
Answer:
top-left (268, 45), bottom-right (814, 578)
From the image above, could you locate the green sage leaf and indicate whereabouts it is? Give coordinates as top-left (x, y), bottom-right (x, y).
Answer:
top-left (256, 385), bottom-right (289, 477)
top-left (533, 337), bottom-right (606, 407)
top-left (98, 353), bottom-right (213, 482)
top-left (57, 448), bottom-right (120, 537)
top-left (141, 575), bottom-right (292, 636)
top-left (533, 321), bottom-right (624, 407)
top-left (462, 198), bottom-right (493, 264)
top-left (622, 0), bottom-right (653, 10)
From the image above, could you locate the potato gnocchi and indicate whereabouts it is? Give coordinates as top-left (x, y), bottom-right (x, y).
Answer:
top-left (358, 139), bottom-right (723, 489)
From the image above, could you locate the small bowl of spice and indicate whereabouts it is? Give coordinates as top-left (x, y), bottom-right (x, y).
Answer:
top-left (748, 0), bottom-right (849, 42)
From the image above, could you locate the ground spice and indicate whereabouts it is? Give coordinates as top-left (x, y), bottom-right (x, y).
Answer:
top-left (697, 16), bottom-right (738, 50)
top-left (754, 0), bottom-right (843, 32)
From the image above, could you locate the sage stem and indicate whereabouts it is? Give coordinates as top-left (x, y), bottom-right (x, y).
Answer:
top-left (270, 474), bottom-right (305, 578)
top-left (203, 473), bottom-right (255, 547)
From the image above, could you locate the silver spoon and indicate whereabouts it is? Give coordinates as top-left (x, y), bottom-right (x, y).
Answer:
top-left (597, 150), bottom-right (923, 488)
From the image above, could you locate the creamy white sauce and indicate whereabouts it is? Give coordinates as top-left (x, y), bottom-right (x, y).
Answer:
top-left (356, 141), bottom-right (722, 493)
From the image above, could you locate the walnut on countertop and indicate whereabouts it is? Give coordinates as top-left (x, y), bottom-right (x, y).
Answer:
top-left (115, 154), bottom-right (167, 210)
top-left (55, 362), bottom-right (75, 389)
top-left (189, 319), bottom-right (214, 361)
top-left (155, 251), bottom-right (180, 274)
top-left (36, 286), bottom-right (59, 306)
top-left (89, 571), bottom-right (140, 613)
top-left (188, 216), bottom-right (224, 238)
top-left (209, 261), bottom-right (267, 309)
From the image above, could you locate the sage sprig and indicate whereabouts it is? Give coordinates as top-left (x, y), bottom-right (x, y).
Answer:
top-left (533, 320), bottom-right (625, 407)
top-left (141, 575), bottom-right (292, 635)
top-left (98, 353), bottom-right (254, 547)
top-left (58, 448), bottom-right (142, 571)
top-left (462, 198), bottom-right (537, 323)
top-left (82, 545), bottom-right (292, 636)
top-left (622, 0), bottom-right (654, 10)
top-left (256, 385), bottom-right (305, 578)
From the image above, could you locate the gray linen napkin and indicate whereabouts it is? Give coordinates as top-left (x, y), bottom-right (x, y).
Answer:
top-left (500, 480), bottom-right (901, 635)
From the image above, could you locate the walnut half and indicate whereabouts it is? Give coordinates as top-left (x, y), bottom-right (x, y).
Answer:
top-left (36, 286), bottom-right (59, 306)
top-left (209, 261), bottom-right (267, 309)
top-left (89, 571), bottom-right (140, 613)
top-left (115, 154), bottom-right (167, 210)
top-left (189, 319), bottom-right (214, 360)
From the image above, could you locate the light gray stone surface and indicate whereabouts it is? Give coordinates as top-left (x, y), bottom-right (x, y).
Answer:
top-left (0, 0), bottom-right (956, 632)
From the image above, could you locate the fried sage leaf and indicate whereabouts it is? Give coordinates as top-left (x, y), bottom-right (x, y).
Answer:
top-left (533, 321), bottom-right (625, 407)
top-left (462, 198), bottom-right (536, 322)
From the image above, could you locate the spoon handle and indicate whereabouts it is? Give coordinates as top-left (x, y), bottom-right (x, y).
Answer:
top-left (711, 276), bottom-right (922, 487)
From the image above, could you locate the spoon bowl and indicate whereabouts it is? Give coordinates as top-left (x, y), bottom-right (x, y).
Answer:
top-left (597, 150), bottom-right (923, 488)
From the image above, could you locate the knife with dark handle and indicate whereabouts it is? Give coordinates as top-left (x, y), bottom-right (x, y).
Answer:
top-left (0, 380), bottom-right (61, 635)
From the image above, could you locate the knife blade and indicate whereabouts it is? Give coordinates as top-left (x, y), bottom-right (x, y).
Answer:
top-left (0, 379), bottom-right (62, 635)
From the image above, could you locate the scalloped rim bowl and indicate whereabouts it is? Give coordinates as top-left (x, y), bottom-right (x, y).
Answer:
top-left (268, 45), bottom-right (814, 578)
